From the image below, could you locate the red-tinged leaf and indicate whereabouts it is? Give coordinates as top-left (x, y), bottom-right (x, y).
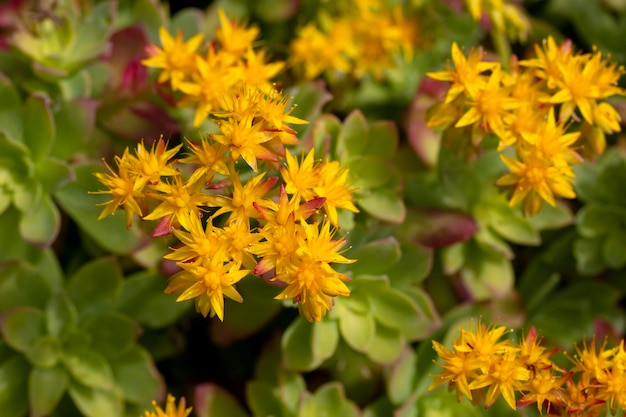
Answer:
top-left (410, 208), bottom-right (478, 248)
top-left (404, 79), bottom-right (448, 168)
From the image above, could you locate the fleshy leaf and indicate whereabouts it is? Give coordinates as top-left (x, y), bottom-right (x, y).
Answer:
top-left (281, 317), bottom-right (320, 372)
top-left (68, 381), bottom-right (124, 417)
top-left (23, 93), bottom-right (55, 162)
top-left (0, 306), bottom-right (45, 353)
top-left (115, 270), bottom-right (192, 329)
top-left (45, 293), bottom-right (78, 339)
top-left (345, 237), bottom-right (401, 276)
top-left (29, 365), bottom-right (68, 417)
top-left (348, 156), bottom-right (393, 189)
top-left (62, 346), bottom-right (115, 390)
top-left (18, 193), bottom-right (60, 247)
top-left (195, 383), bottom-right (249, 417)
top-left (0, 355), bottom-right (30, 417)
top-left (312, 318), bottom-right (339, 363)
top-left (357, 189), bottom-right (406, 223)
top-left (365, 322), bottom-right (404, 364)
top-left (66, 257), bottom-right (123, 315)
top-left (81, 312), bottom-right (137, 359)
top-left (0, 73), bottom-right (23, 142)
top-left (0, 261), bottom-right (52, 310)
top-left (110, 345), bottom-right (161, 405)
top-left (337, 110), bottom-right (369, 160)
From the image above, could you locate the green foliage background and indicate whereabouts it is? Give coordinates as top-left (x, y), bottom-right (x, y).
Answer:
top-left (1, 0), bottom-right (625, 416)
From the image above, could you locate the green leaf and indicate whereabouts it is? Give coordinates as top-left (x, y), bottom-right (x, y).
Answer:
top-left (0, 261), bottom-right (52, 310)
top-left (0, 306), bottom-right (45, 352)
top-left (365, 322), bottom-right (404, 363)
top-left (417, 388), bottom-right (483, 417)
top-left (62, 346), bottom-right (115, 390)
top-left (528, 281), bottom-right (623, 347)
top-left (110, 345), bottom-right (161, 405)
top-left (312, 113), bottom-right (342, 158)
top-left (0, 355), bottom-right (30, 417)
top-left (66, 257), bottom-right (123, 315)
top-left (337, 110), bottom-right (368, 161)
top-left (24, 335), bottom-right (61, 368)
top-left (276, 369), bottom-right (306, 415)
top-left (81, 313), bottom-right (137, 359)
top-left (51, 98), bottom-right (96, 160)
top-left (386, 243), bottom-right (432, 287)
top-left (311, 383), bottom-right (347, 417)
top-left (195, 383), bottom-right (249, 417)
top-left (45, 293), bottom-right (78, 339)
top-left (36, 157), bottom-right (75, 194)
top-left (23, 93), bottom-right (55, 162)
top-left (387, 348), bottom-right (418, 406)
top-left (116, 270), bottom-right (192, 329)
top-left (337, 302), bottom-right (375, 352)
top-left (574, 237), bottom-right (605, 276)
top-left (18, 193), bottom-right (60, 247)
top-left (312, 318), bottom-right (339, 363)
top-left (461, 243), bottom-right (514, 300)
top-left (357, 189), bottom-right (406, 223)
top-left (282, 317), bottom-right (320, 371)
top-left (348, 156), bottom-right (393, 188)
top-left (55, 163), bottom-right (143, 255)
top-left (369, 288), bottom-right (423, 336)
top-left (209, 276), bottom-right (281, 344)
top-left (603, 229), bottom-right (626, 269)
top-left (576, 204), bottom-right (625, 238)
top-left (246, 381), bottom-right (285, 417)
top-left (170, 8), bottom-right (204, 38)
top-left (365, 121), bottom-right (398, 158)
top-left (0, 73), bottom-right (23, 142)
top-left (29, 366), bottom-right (68, 417)
top-left (346, 237), bottom-right (401, 276)
top-left (68, 381), bottom-right (124, 417)
top-left (484, 202), bottom-right (540, 246)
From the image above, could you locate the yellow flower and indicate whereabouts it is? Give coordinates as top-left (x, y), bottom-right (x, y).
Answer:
top-left (215, 8), bottom-right (259, 56)
top-left (274, 254), bottom-right (351, 322)
top-left (429, 338), bottom-right (480, 402)
top-left (165, 249), bottom-right (249, 320)
top-left (178, 136), bottom-right (229, 186)
top-left (427, 42), bottom-right (499, 104)
top-left (546, 51), bottom-right (625, 124)
top-left (142, 173), bottom-right (213, 231)
top-left (164, 213), bottom-right (223, 264)
top-left (468, 351), bottom-right (530, 409)
top-left (133, 138), bottom-right (182, 187)
top-left (290, 23), bottom-right (353, 80)
top-left (455, 67), bottom-right (519, 139)
top-left (92, 149), bottom-right (144, 229)
top-left (231, 47), bottom-right (284, 88)
top-left (296, 221), bottom-right (354, 266)
top-left (313, 159), bottom-right (359, 226)
top-left (251, 211), bottom-right (301, 276)
top-left (143, 394), bottom-right (192, 417)
top-left (210, 115), bottom-right (277, 171)
top-left (141, 27), bottom-right (204, 90)
top-left (281, 149), bottom-right (318, 201)
top-left (177, 50), bottom-right (233, 127)
top-left (210, 172), bottom-right (278, 223)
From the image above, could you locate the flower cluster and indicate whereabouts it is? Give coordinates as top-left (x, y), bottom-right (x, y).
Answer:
top-left (464, 0), bottom-right (530, 42)
top-left (141, 10), bottom-right (283, 127)
top-left (289, 0), bottom-right (419, 81)
top-left (427, 38), bottom-right (625, 215)
top-left (93, 12), bottom-right (359, 322)
top-left (143, 394), bottom-right (191, 417)
top-left (430, 320), bottom-right (626, 416)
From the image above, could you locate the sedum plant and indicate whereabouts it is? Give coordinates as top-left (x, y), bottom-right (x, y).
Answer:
top-left (2, 1), bottom-right (626, 417)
